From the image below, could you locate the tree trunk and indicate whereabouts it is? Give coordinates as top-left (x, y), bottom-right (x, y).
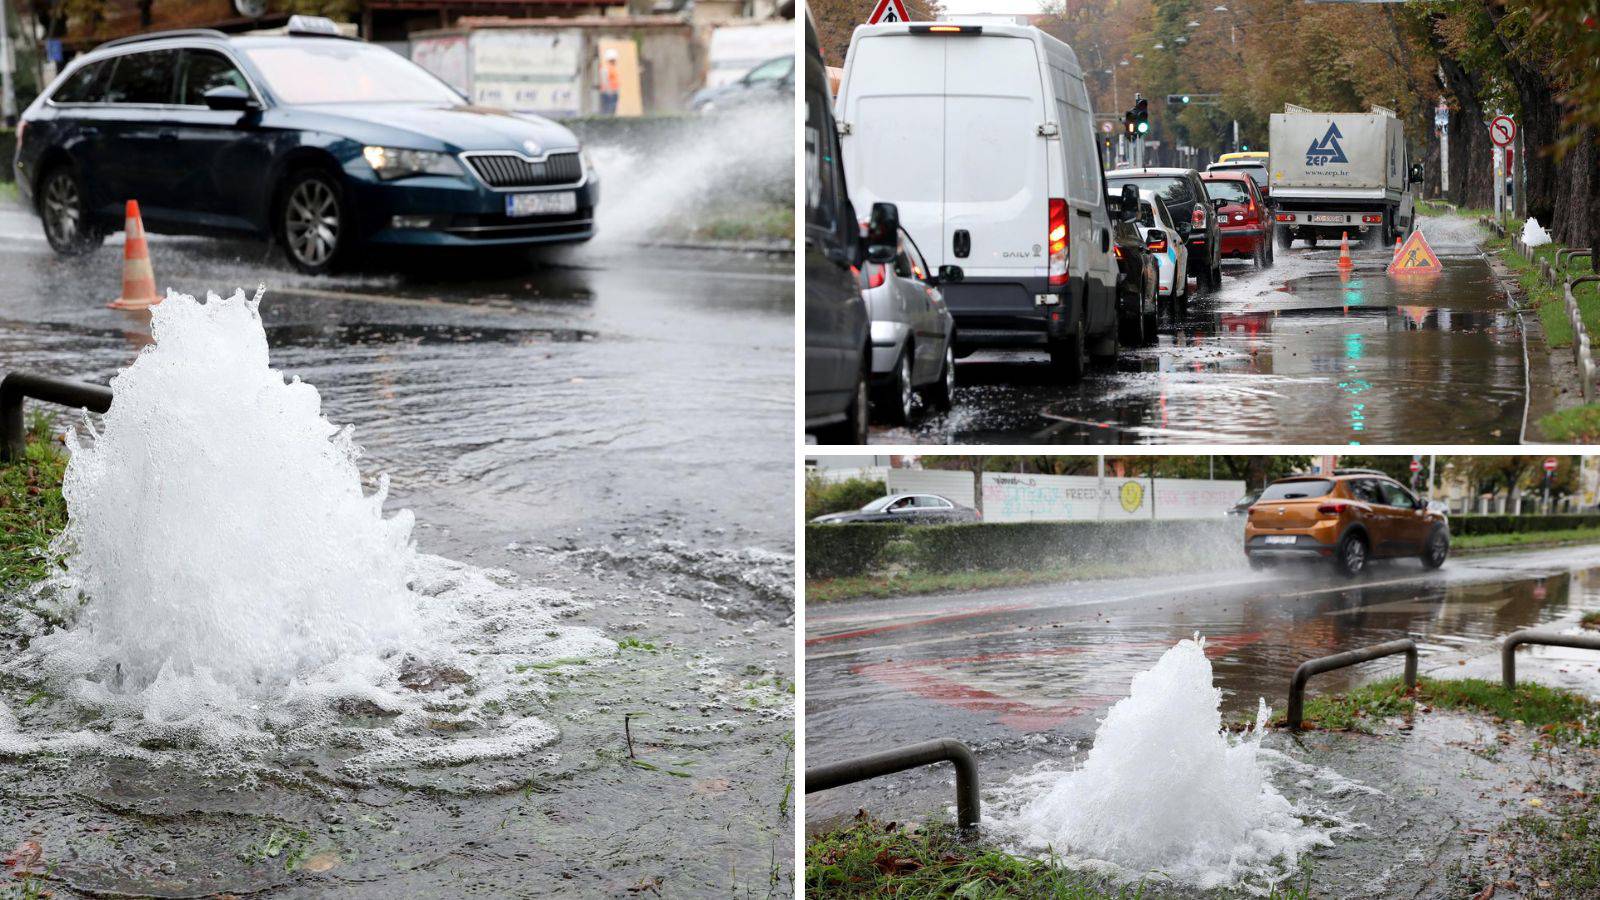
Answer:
top-left (1550, 130), bottom-right (1600, 264)
top-left (1480, 0), bottom-right (1560, 226)
top-left (1437, 54), bottom-right (1492, 209)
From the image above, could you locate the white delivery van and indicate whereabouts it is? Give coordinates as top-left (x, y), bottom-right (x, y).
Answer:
top-left (835, 22), bottom-right (1119, 380)
top-left (1268, 104), bottom-right (1419, 249)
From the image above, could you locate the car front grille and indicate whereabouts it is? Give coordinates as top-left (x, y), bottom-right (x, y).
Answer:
top-left (465, 152), bottom-right (583, 189)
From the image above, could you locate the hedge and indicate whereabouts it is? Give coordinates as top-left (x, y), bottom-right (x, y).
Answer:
top-left (805, 514), bottom-right (1600, 581)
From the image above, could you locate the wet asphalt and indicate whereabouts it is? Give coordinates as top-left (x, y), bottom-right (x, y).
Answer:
top-left (0, 201), bottom-right (797, 896)
top-left (804, 542), bottom-right (1600, 829)
top-left (873, 215), bottom-right (1525, 444)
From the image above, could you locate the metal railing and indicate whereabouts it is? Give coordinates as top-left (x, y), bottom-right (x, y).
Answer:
top-left (805, 739), bottom-right (981, 829)
top-left (1501, 629), bottom-right (1600, 689)
top-left (1513, 226), bottom-right (1600, 401)
top-left (1286, 639), bottom-right (1418, 731)
top-left (1, 373), bottom-right (113, 462)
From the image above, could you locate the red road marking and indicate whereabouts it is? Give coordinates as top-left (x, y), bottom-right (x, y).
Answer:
top-left (804, 603), bottom-right (1030, 646)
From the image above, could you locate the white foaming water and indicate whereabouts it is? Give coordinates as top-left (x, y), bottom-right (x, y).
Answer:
top-left (998, 637), bottom-right (1340, 892)
top-left (9, 289), bottom-right (611, 758)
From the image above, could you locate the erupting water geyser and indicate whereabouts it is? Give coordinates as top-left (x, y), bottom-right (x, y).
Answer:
top-left (42, 289), bottom-right (420, 697)
top-left (1004, 636), bottom-right (1339, 891)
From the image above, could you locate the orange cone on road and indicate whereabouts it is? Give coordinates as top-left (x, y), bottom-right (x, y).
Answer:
top-left (108, 200), bottom-right (161, 310)
top-left (1337, 231), bottom-right (1354, 270)
top-left (1394, 236), bottom-right (1403, 259)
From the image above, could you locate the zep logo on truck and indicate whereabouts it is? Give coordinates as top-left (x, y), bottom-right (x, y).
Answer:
top-left (1305, 123), bottom-right (1348, 167)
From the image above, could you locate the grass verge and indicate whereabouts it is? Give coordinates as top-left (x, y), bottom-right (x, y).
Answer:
top-left (1284, 676), bottom-right (1599, 746)
top-left (806, 816), bottom-right (1313, 899)
top-left (1417, 199), bottom-right (1491, 219)
top-left (1453, 526), bottom-right (1600, 552)
top-left (689, 202), bottom-right (793, 244)
top-left (0, 414), bottom-right (67, 590)
top-left (0, 181), bottom-right (16, 205)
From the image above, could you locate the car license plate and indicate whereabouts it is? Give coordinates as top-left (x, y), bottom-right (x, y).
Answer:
top-left (1311, 214), bottom-right (1345, 224)
top-left (506, 192), bottom-right (576, 217)
top-left (1264, 535), bottom-right (1296, 545)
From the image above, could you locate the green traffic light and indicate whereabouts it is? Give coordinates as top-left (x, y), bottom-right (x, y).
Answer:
top-left (1137, 122), bottom-right (1149, 134)
top-left (1182, 95), bottom-right (1190, 103)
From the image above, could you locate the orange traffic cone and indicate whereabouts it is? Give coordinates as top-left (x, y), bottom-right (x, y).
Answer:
top-left (1393, 236), bottom-right (1403, 260)
top-left (1337, 231), bottom-right (1353, 270)
top-left (108, 200), bottom-right (161, 310)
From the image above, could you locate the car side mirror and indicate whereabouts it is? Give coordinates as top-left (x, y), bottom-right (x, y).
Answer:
top-left (1409, 163), bottom-right (1424, 184)
top-left (203, 85), bottom-right (257, 112)
top-left (1118, 184), bottom-right (1139, 223)
top-left (937, 264), bottom-right (964, 283)
top-left (864, 202), bottom-right (899, 265)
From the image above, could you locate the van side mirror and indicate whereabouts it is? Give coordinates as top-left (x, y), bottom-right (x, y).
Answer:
top-left (203, 85), bottom-right (257, 112)
top-left (865, 202), bottom-right (899, 265)
top-left (1119, 184), bottom-right (1139, 223)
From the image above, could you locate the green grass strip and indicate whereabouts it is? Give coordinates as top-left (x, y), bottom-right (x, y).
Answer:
top-left (0, 415), bottom-right (67, 589)
top-left (1287, 676), bottom-right (1600, 746)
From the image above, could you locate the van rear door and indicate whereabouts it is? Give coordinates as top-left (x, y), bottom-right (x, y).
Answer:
top-left (838, 34), bottom-right (946, 267)
top-left (942, 35), bottom-right (1048, 281)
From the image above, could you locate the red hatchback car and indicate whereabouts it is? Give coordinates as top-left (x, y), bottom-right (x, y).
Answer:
top-left (1201, 171), bottom-right (1274, 268)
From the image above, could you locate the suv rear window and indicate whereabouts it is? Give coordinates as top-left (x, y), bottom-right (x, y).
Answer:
top-left (1258, 479), bottom-right (1332, 500)
top-left (103, 50), bottom-right (178, 104)
top-left (51, 60), bottom-right (109, 103)
top-left (1107, 175), bottom-right (1192, 205)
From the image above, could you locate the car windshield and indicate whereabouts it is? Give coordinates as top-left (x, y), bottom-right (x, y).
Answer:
top-left (859, 496), bottom-right (900, 512)
top-left (1204, 179), bottom-right (1251, 203)
top-left (1108, 176), bottom-right (1191, 205)
top-left (1258, 480), bottom-right (1333, 500)
top-left (243, 42), bottom-right (462, 105)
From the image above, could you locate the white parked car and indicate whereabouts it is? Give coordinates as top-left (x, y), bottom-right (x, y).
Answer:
top-left (1135, 189), bottom-right (1190, 304)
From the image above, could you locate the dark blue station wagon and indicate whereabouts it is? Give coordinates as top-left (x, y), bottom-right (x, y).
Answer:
top-left (13, 16), bottom-right (599, 273)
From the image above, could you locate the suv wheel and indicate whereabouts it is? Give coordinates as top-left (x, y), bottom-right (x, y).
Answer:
top-left (38, 164), bottom-right (103, 256)
top-left (1421, 527), bottom-right (1449, 569)
top-left (1335, 532), bottom-right (1368, 577)
top-left (278, 169), bottom-right (348, 275)
top-left (924, 342), bottom-right (955, 411)
top-left (872, 348), bottom-right (915, 426)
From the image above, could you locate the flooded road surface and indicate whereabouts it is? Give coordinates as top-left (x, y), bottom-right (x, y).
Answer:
top-left (875, 214), bottom-right (1524, 444)
top-left (804, 543), bottom-right (1600, 831)
top-left (0, 202), bottom-right (795, 896)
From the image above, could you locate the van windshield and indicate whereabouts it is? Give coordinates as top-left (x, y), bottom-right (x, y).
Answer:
top-left (1258, 480), bottom-right (1333, 500)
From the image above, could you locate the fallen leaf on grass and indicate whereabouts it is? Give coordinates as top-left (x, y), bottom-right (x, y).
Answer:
top-left (299, 852), bottom-right (340, 873)
top-left (873, 850), bottom-right (920, 876)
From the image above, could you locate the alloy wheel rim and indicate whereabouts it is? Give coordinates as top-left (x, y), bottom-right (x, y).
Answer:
top-left (43, 173), bottom-right (79, 246)
top-left (943, 346), bottom-right (954, 397)
top-left (1430, 533), bottom-right (1446, 561)
top-left (899, 355), bottom-right (912, 418)
top-left (286, 179), bottom-right (339, 266)
top-left (1347, 541), bottom-right (1366, 572)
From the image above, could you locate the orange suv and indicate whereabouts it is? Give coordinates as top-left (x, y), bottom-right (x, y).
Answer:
top-left (1244, 470), bottom-right (1449, 576)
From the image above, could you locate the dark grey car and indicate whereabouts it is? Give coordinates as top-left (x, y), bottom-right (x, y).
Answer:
top-left (1106, 167), bottom-right (1223, 291)
top-left (810, 493), bottom-right (979, 524)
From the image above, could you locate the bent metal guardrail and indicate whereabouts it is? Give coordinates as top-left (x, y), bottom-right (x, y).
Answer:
top-left (0, 373), bottom-right (113, 462)
top-left (1286, 639), bottom-right (1418, 731)
top-left (1501, 629), bottom-right (1600, 689)
top-left (805, 739), bottom-right (981, 829)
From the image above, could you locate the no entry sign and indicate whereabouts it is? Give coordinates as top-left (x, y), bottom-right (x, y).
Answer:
top-left (1545, 457), bottom-right (1559, 472)
top-left (1409, 459), bottom-right (1421, 473)
top-left (1490, 115), bottom-right (1516, 147)
top-left (868, 0), bottom-right (910, 23)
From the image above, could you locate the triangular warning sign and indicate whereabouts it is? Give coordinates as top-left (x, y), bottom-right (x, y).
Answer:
top-left (868, 0), bottom-right (910, 24)
top-left (1387, 229), bottom-right (1442, 274)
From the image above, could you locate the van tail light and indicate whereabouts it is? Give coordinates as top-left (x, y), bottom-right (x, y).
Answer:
top-left (1048, 198), bottom-right (1069, 286)
top-left (1113, 245), bottom-right (1123, 259)
top-left (1317, 501), bottom-right (1349, 515)
top-left (1147, 237), bottom-right (1167, 253)
top-left (1191, 205), bottom-right (1206, 227)
top-left (865, 263), bottom-right (886, 289)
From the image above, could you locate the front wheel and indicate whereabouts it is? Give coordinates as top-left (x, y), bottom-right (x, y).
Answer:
top-left (1421, 527), bottom-right (1449, 569)
top-left (277, 169), bottom-right (350, 275)
top-left (1335, 533), bottom-right (1369, 578)
top-left (38, 164), bottom-right (103, 256)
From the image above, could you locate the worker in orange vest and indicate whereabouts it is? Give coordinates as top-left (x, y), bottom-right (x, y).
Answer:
top-left (600, 48), bottom-right (621, 116)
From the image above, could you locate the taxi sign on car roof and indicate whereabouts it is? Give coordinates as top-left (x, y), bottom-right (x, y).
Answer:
top-left (1387, 229), bottom-right (1442, 274)
top-left (287, 15), bottom-right (341, 35)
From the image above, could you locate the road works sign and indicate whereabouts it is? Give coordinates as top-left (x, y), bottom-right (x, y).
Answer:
top-left (868, 0), bottom-right (910, 24)
top-left (1490, 115), bottom-right (1516, 147)
top-left (1387, 229), bottom-right (1442, 274)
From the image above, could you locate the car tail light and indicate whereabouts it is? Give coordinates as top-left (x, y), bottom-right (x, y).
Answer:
top-left (1191, 205), bottom-right (1206, 227)
top-left (1275, 212), bottom-right (1295, 222)
top-left (865, 263), bottom-right (886, 289)
top-left (1317, 501), bottom-right (1349, 515)
top-left (1245, 198), bottom-right (1259, 224)
top-left (1048, 198), bottom-right (1069, 286)
top-left (1362, 214), bottom-right (1383, 224)
top-left (1147, 237), bottom-right (1167, 253)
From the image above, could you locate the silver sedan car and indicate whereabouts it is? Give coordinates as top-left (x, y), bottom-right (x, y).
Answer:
top-left (862, 225), bottom-right (956, 424)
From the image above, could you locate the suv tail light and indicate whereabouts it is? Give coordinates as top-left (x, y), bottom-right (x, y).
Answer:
top-left (1191, 205), bottom-right (1206, 227)
top-left (1147, 236), bottom-right (1167, 253)
top-left (1317, 501), bottom-right (1350, 515)
top-left (1048, 198), bottom-right (1068, 286)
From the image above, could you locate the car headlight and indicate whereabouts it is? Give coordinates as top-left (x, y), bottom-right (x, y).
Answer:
top-left (361, 146), bottom-right (463, 181)
top-left (580, 148), bottom-right (596, 177)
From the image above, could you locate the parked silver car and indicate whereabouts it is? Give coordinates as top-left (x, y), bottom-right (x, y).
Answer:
top-left (862, 225), bottom-right (957, 425)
